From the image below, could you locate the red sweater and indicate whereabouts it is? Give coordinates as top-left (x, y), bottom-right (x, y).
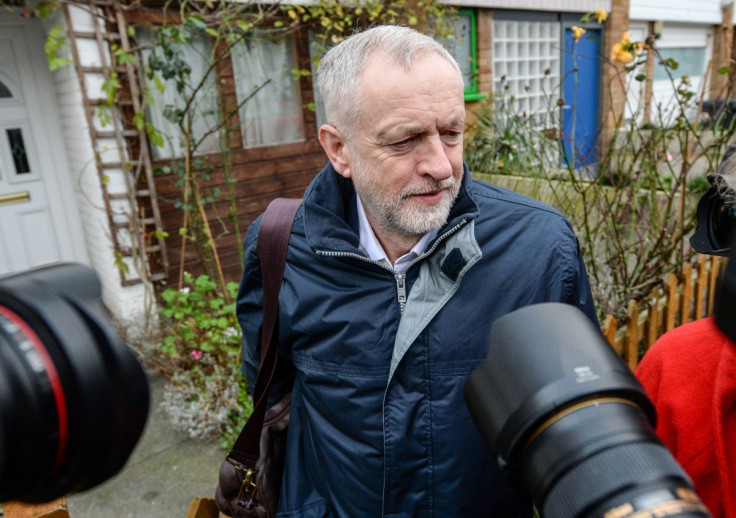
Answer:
top-left (636, 316), bottom-right (736, 518)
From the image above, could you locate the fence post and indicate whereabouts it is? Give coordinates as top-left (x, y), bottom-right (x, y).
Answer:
top-left (694, 255), bottom-right (708, 319)
top-left (3, 499), bottom-right (69, 518)
top-left (625, 300), bottom-right (641, 370)
top-left (680, 262), bottom-right (693, 324)
top-left (645, 288), bottom-right (663, 351)
top-left (602, 314), bottom-right (620, 354)
top-left (664, 273), bottom-right (679, 332)
top-left (186, 497), bottom-right (220, 518)
top-left (707, 255), bottom-right (723, 314)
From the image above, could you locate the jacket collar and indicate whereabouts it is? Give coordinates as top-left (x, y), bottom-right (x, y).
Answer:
top-left (303, 162), bottom-right (479, 254)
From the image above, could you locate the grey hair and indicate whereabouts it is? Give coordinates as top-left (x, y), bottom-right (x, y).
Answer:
top-left (315, 25), bottom-right (463, 140)
top-left (711, 143), bottom-right (736, 207)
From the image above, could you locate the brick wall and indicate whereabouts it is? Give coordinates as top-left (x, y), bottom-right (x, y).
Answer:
top-left (709, 3), bottom-right (734, 99)
top-left (600, 0), bottom-right (630, 157)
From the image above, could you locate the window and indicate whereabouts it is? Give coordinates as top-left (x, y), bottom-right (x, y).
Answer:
top-left (439, 9), bottom-right (484, 102)
top-left (493, 18), bottom-right (561, 126)
top-left (137, 26), bottom-right (221, 160)
top-left (0, 81), bottom-right (11, 99)
top-left (231, 30), bottom-right (304, 147)
top-left (6, 128), bottom-right (30, 174)
top-left (653, 47), bottom-right (707, 81)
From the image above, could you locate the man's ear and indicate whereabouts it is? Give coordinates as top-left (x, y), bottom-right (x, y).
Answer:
top-left (319, 124), bottom-right (353, 178)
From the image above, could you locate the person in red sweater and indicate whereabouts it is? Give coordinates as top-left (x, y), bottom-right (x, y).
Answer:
top-left (636, 144), bottom-right (736, 518)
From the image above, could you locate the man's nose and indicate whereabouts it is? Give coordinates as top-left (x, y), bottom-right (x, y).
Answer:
top-left (418, 135), bottom-right (454, 180)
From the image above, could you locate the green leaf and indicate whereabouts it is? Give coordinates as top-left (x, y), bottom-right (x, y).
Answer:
top-left (45, 25), bottom-right (72, 71)
top-left (132, 110), bottom-right (146, 130)
top-left (186, 14), bottom-right (207, 32)
top-left (664, 57), bottom-right (679, 70)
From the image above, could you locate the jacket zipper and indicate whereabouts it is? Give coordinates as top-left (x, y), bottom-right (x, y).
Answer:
top-left (395, 273), bottom-right (407, 314)
top-left (316, 219), bottom-right (468, 322)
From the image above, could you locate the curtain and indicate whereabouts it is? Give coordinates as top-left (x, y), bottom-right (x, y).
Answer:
top-left (231, 30), bottom-right (303, 147)
top-left (137, 26), bottom-right (220, 160)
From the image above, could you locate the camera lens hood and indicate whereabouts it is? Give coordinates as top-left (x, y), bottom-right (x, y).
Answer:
top-left (465, 303), bottom-right (654, 469)
top-left (0, 263), bottom-right (149, 503)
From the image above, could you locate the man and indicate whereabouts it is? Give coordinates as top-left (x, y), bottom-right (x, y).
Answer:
top-left (636, 144), bottom-right (736, 517)
top-left (237, 25), bottom-right (598, 517)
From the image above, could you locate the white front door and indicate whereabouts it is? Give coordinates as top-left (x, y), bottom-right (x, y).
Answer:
top-left (0, 21), bottom-right (87, 275)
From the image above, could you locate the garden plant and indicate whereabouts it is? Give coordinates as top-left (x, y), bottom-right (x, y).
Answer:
top-left (466, 18), bottom-right (736, 320)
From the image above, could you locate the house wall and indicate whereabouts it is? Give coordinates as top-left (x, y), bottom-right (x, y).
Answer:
top-left (137, 24), bottom-right (327, 287)
top-left (49, 0), bottom-right (735, 319)
top-left (453, 0), bottom-right (610, 11)
top-left (463, 2), bottom-right (628, 159)
top-left (153, 139), bottom-right (325, 286)
top-left (630, 0), bottom-right (722, 23)
top-left (628, 0), bottom-right (726, 126)
top-left (45, 5), bottom-right (148, 320)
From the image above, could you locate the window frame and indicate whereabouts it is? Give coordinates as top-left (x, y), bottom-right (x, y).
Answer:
top-left (460, 9), bottom-right (484, 102)
top-left (443, 8), bottom-right (484, 102)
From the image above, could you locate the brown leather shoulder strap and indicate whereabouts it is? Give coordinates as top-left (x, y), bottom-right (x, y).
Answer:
top-left (227, 197), bottom-right (301, 466)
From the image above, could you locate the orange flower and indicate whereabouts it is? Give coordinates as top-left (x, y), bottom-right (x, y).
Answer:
top-left (572, 26), bottom-right (586, 42)
top-left (611, 31), bottom-right (644, 65)
top-left (612, 42), bottom-right (635, 64)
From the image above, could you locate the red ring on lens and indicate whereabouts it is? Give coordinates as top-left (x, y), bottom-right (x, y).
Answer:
top-left (0, 306), bottom-right (68, 475)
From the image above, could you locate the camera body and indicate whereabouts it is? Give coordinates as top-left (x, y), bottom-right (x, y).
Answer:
top-left (0, 263), bottom-right (149, 503)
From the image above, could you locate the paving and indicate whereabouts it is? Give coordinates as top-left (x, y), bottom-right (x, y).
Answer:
top-left (64, 371), bottom-right (226, 518)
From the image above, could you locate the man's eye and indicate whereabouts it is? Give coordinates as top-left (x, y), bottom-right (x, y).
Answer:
top-left (443, 131), bottom-right (463, 143)
top-left (391, 137), bottom-right (416, 149)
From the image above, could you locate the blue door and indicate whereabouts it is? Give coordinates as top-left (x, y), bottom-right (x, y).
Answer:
top-left (561, 27), bottom-right (600, 169)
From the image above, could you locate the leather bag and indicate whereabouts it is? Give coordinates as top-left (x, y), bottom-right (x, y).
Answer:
top-left (215, 197), bottom-right (301, 518)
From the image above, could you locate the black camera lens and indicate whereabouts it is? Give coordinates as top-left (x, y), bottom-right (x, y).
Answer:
top-left (465, 303), bottom-right (711, 518)
top-left (0, 263), bottom-right (149, 504)
top-left (690, 186), bottom-right (736, 256)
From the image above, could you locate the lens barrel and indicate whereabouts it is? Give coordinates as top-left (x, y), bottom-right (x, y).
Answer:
top-left (465, 303), bottom-right (711, 518)
top-left (0, 263), bottom-right (149, 503)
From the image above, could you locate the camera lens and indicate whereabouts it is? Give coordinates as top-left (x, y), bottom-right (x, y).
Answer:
top-left (465, 303), bottom-right (711, 518)
top-left (690, 186), bottom-right (736, 256)
top-left (0, 263), bottom-right (149, 504)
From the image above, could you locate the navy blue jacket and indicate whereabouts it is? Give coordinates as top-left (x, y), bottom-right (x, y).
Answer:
top-left (237, 162), bottom-right (598, 517)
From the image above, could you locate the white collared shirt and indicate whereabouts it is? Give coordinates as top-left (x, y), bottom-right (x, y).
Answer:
top-left (356, 196), bottom-right (438, 273)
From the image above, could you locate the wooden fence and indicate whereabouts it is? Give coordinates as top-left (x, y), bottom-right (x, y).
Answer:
top-left (3, 496), bottom-right (221, 518)
top-left (601, 254), bottom-right (727, 370)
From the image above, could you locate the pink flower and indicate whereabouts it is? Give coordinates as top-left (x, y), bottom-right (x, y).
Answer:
top-left (191, 350), bottom-right (203, 361)
top-left (666, 152), bottom-right (673, 162)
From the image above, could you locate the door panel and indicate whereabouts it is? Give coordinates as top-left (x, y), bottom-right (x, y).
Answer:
top-left (561, 27), bottom-right (600, 169)
top-left (0, 26), bottom-right (79, 275)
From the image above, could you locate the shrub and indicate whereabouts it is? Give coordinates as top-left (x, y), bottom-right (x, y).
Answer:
top-left (150, 272), bottom-right (251, 447)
